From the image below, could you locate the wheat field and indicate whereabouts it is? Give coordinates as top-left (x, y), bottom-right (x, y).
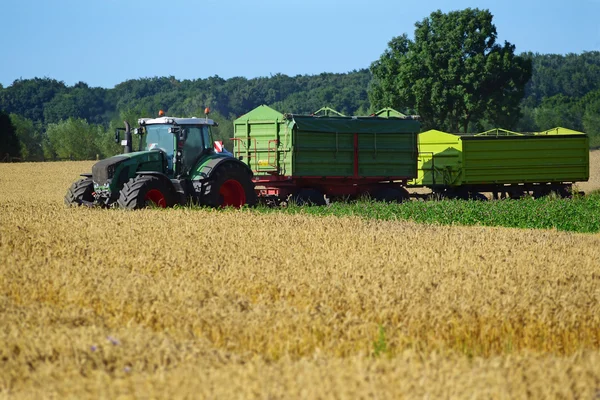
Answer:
top-left (578, 150), bottom-right (600, 194)
top-left (1, 156), bottom-right (600, 399)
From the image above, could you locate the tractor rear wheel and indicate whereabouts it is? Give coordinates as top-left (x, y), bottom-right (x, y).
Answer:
top-left (201, 162), bottom-right (257, 208)
top-left (64, 178), bottom-right (94, 206)
top-left (117, 176), bottom-right (176, 209)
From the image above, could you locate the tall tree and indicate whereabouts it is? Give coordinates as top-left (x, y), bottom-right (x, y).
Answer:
top-left (370, 8), bottom-right (532, 132)
top-left (0, 110), bottom-right (21, 160)
top-left (45, 118), bottom-right (103, 160)
top-left (10, 114), bottom-right (44, 161)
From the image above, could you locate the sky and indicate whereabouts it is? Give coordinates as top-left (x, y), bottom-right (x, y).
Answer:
top-left (1, 0), bottom-right (599, 89)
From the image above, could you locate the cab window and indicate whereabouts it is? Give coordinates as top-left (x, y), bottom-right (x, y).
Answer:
top-left (182, 126), bottom-right (206, 172)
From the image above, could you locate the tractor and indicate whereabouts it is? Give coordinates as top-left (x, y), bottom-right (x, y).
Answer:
top-left (65, 110), bottom-right (256, 209)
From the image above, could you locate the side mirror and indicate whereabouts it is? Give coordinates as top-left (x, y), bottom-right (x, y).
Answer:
top-left (179, 129), bottom-right (188, 142)
top-left (114, 130), bottom-right (120, 144)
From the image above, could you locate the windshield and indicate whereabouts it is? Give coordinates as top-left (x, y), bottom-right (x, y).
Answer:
top-left (144, 124), bottom-right (175, 172)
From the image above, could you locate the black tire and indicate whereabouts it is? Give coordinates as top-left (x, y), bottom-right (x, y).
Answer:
top-left (117, 176), bottom-right (176, 209)
top-left (292, 188), bottom-right (326, 206)
top-left (372, 187), bottom-right (409, 203)
top-left (469, 192), bottom-right (488, 201)
top-left (64, 178), bottom-right (94, 206)
top-left (201, 162), bottom-right (257, 208)
top-left (533, 187), bottom-right (551, 199)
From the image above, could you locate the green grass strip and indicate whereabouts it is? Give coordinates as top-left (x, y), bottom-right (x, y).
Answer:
top-left (254, 193), bottom-right (600, 234)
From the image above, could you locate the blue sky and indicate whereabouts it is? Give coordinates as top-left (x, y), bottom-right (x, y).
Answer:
top-left (2, 0), bottom-right (599, 88)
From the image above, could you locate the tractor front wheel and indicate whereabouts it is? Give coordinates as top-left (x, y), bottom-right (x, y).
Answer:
top-left (117, 176), bottom-right (176, 209)
top-left (65, 178), bottom-right (94, 206)
top-left (201, 162), bottom-right (256, 208)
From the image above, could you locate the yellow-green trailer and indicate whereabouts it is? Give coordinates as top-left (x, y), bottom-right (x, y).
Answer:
top-left (409, 128), bottom-right (589, 198)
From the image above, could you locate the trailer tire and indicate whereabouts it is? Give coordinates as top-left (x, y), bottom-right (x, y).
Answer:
top-left (372, 187), bottom-right (409, 203)
top-left (469, 192), bottom-right (488, 201)
top-left (292, 188), bottom-right (326, 206)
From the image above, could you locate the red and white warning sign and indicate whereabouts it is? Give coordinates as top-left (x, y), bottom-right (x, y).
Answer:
top-left (214, 141), bottom-right (223, 153)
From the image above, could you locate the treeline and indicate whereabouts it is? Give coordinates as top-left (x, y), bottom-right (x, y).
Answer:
top-left (1, 51), bottom-right (599, 161)
top-left (0, 71), bottom-right (371, 161)
top-left (517, 52), bottom-right (600, 142)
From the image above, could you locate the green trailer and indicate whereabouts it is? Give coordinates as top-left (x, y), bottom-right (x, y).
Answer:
top-left (409, 128), bottom-right (589, 199)
top-left (233, 105), bottom-right (420, 204)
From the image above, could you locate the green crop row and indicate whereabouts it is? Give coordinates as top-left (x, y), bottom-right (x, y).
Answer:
top-left (254, 193), bottom-right (600, 234)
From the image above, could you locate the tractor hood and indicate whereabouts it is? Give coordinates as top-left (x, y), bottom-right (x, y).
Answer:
top-left (92, 155), bottom-right (129, 185)
top-left (92, 151), bottom-right (165, 186)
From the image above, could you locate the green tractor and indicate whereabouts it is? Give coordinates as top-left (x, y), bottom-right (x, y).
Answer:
top-left (65, 111), bottom-right (256, 209)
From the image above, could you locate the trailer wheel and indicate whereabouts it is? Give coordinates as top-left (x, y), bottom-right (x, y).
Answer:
top-left (372, 187), bottom-right (409, 203)
top-left (292, 188), bottom-right (326, 206)
top-left (469, 192), bottom-right (488, 201)
top-left (556, 185), bottom-right (572, 198)
top-left (65, 178), bottom-right (94, 206)
top-left (533, 187), bottom-right (552, 199)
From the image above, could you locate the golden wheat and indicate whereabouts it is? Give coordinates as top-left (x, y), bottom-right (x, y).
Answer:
top-left (1, 160), bottom-right (599, 398)
top-left (578, 149), bottom-right (600, 194)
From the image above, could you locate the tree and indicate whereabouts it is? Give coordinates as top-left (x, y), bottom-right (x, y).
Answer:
top-left (10, 114), bottom-right (44, 161)
top-left (582, 90), bottom-right (600, 147)
top-left (0, 110), bottom-right (21, 160)
top-left (369, 8), bottom-right (532, 132)
top-left (533, 94), bottom-right (584, 131)
top-left (43, 86), bottom-right (108, 125)
top-left (45, 118), bottom-right (103, 160)
top-left (0, 78), bottom-right (67, 123)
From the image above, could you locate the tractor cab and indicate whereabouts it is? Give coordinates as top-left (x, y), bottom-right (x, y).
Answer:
top-left (138, 115), bottom-right (216, 178)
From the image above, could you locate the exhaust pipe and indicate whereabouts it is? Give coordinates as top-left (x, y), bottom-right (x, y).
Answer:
top-left (124, 121), bottom-right (132, 153)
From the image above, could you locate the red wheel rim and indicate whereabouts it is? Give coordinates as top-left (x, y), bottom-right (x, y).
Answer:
top-left (145, 189), bottom-right (167, 208)
top-left (219, 179), bottom-right (246, 208)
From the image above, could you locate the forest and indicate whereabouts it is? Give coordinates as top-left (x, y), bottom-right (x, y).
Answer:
top-left (1, 51), bottom-right (599, 161)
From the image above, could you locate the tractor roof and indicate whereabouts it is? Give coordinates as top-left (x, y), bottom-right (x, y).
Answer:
top-left (139, 116), bottom-right (216, 126)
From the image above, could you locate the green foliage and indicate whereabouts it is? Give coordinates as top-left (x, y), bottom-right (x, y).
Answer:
top-left (0, 110), bottom-right (21, 160)
top-left (582, 91), bottom-right (600, 147)
top-left (43, 84), bottom-right (108, 125)
top-left (9, 114), bottom-right (44, 161)
top-left (259, 195), bottom-right (600, 234)
top-left (0, 78), bottom-right (67, 122)
top-left (0, 43), bottom-right (598, 157)
top-left (534, 94), bottom-right (584, 131)
top-left (45, 118), bottom-right (103, 160)
top-left (370, 8), bottom-right (532, 132)
top-left (208, 110), bottom-right (234, 149)
top-left (373, 326), bottom-right (388, 358)
top-left (523, 52), bottom-right (600, 104)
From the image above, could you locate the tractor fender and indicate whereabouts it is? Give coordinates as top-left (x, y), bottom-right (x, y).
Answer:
top-left (195, 157), bottom-right (253, 181)
top-left (135, 171), bottom-right (178, 194)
